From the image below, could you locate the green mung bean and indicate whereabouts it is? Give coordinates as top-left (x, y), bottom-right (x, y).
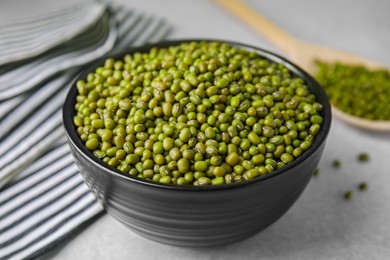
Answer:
top-left (344, 191), bottom-right (353, 200)
top-left (358, 182), bottom-right (368, 191)
top-left (357, 153), bottom-right (369, 162)
top-left (333, 160), bottom-right (341, 168)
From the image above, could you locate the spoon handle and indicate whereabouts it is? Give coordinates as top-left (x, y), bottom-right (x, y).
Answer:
top-left (216, 0), bottom-right (298, 54)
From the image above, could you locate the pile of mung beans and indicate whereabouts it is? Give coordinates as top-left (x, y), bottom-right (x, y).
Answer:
top-left (73, 41), bottom-right (324, 186)
top-left (315, 61), bottom-right (390, 121)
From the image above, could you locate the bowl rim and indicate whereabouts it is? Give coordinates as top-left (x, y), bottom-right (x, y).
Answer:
top-left (63, 38), bottom-right (332, 191)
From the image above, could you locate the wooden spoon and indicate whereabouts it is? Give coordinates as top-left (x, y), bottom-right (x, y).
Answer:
top-left (216, 0), bottom-right (390, 131)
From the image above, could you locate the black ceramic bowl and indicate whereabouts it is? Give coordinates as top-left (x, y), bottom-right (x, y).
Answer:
top-left (63, 39), bottom-right (331, 247)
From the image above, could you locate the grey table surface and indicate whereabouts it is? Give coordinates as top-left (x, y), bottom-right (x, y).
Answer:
top-left (48, 0), bottom-right (390, 259)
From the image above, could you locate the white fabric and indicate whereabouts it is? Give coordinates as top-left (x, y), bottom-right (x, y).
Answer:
top-left (0, 2), bottom-right (170, 259)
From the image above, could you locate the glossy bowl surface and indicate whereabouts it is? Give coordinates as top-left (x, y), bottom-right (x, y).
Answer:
top-left (63, 39), bottom-right (331, 247)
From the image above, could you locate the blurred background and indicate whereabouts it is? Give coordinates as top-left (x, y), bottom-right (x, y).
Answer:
top-left (1, 0), bottom-right (390, 259)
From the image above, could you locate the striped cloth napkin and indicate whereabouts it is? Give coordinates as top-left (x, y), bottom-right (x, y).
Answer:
top-left (0, 1), bottom-right (170, 259)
